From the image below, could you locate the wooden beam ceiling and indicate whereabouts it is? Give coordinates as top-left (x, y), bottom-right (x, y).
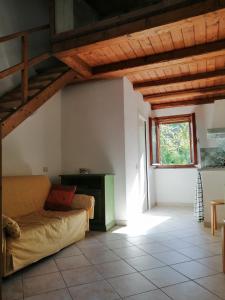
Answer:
top-left (133, 69), bottom-right (225, 93)
top-left (151, 95), bottom-right (225, 110)
top-left (92, 40), bottom-right (225, 77)
top-left (52, 0), bottom-right (225, 53)
top-left (144, 84), bottom-right (225, 103)
top-left (52, 0), bottom-right (225, 110)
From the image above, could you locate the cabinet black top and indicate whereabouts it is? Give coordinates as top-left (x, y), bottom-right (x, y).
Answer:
top-left (60, 174), bottom-right (114, 177)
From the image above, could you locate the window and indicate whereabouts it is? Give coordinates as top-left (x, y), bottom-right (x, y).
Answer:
top-left (149, 114), bottom-right (197, 168)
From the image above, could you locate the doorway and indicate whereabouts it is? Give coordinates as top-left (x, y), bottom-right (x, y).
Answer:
top-left (138, 115), bottom-right (149, 213)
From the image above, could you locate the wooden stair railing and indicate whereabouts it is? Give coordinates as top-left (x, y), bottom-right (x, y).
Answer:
top-left (0, 25), bottom-right (77, 138)
top-left (0, 24), bottom-right (50, 102)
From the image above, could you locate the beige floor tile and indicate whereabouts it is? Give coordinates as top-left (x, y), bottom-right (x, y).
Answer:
top-left (177, 246), bottom-right (216, 259)
top-left (160, 239), bottom-right (194, 250)
top-left (142, 266), bottom-right (189, 288)
top-left (2, 274), bottom-right (23, 300)
top-left (22, 258), bottom-right (58, 278)
top-left (55, 254), bottom-right (90, 271)
top-left (171, 261), bottom-right (219, 279)
top-left (125, 255), bottom-right (165, 271)
top-left (126, 236), bottom-right (154, 245)
top-left (95, 260), bottom-right (135, 278)
top-left (112, 246), bottom-right (147, 259)
top-left (87, 250), bottom-right (120, 264)
top-left (125, 289), bottom-right (172, 300)
top-left (69, 280), bottom-right (119, 300)
top-left (103, 239), bottom-right (133, 249)
top-left (24, 288), bottom-right (72, 300)
top-left (76, 239), bottom-right (103, 249)
top-left (108, 272), bottom-right (157, 298)
top-left (23, 272), bottom-right (65, 297)
top-left (79, 245), bottom-right (109, 256)
top-left (137, 242), bottom-right (172, 254)
top-left (199, 242), bottom-right (222, 255)
top-left (197, 255), bottom-right (223, 272)
top-left (152, 250), bottom-right (191, 265)
top-left (162, 280), bottom-right (221, 300)
top-left (54, 244), bottom-right (82, 258)
top-left (195, 273), bottom-right (225, 299)
top-left (62, 265), bottom-right (103, 286)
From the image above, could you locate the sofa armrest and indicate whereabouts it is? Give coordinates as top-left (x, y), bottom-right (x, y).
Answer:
top-left (71, 194), bottom-right (95, 219)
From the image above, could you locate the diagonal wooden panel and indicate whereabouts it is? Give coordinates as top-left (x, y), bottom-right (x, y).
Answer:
top-left (1, 69), bottom-right (76, 138)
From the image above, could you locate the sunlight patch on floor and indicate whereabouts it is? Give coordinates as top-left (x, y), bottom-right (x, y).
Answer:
top-left (112, 212), bottom-right (171, 235)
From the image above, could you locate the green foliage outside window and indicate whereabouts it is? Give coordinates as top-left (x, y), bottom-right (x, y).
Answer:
top-left (159, 122), bottom-right (191, 165)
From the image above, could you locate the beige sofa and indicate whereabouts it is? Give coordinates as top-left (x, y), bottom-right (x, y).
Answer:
top-left (2, 175), bottom-right (94, 277)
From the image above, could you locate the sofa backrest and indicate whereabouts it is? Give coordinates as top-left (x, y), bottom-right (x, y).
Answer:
top-left (2, 175), bottom-right (51, 218)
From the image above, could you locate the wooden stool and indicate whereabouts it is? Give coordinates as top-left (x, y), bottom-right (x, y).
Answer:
top-left (210, 200), bottom-right (225, 235)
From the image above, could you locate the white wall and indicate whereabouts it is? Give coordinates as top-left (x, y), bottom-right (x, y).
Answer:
top-left (61, 79), bottom-right (127, 222)
top-left (61, 77), bottom-right (150, 223)
top-left (151, 99), bottom-right (225, 207)
top-left (2, 92), bottom-right (62, 182)
top-left (123, 78), bottom-right (152, 217)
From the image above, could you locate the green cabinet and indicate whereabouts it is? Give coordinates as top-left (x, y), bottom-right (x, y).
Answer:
top-left (60, 174), bottom-right (115, 231)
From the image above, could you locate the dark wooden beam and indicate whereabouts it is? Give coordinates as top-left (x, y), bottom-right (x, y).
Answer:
top-left (134, 69), bottom-right (225, 93)
top-left (151, 96), bottom-right (225, 110)
top-left (1, 69), bottom-right (76, 138)
top-left (93, 40), bottom-right (225, 77)
top-left (52, 0), bottom-right (225, 54)
top-left (144, 84), bottom-right (225, 103)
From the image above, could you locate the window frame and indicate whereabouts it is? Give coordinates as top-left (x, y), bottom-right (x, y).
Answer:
top-left (149, 113), bottom-right (198, 168)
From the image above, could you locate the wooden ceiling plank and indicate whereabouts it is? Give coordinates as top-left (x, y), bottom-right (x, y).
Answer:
top-left (92, 40), bottom-right (225, 77)
top-left (219, 16), bottom-right (225, 39)
top-left (134, 68), bottom-right (225, 92)
top-left (151, 97), bottom-right (218, 109)
top-left (144, 84), bottom-right (225, 103)
top-left (52, 1), bottom-right (225, 55)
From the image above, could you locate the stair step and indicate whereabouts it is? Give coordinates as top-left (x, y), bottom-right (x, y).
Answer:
top-left (37, 66), bottom-right (68, 75)
top-left (29, 80), bottom-right (51, 89)
top-left (0, 112), bottom-right (10, 121)
top-left (0, 107), bottom-right (16, 113)
top-left (0, 100), bottom-right (21, 109)
top-left (35, 73), bottom-right (60, 81)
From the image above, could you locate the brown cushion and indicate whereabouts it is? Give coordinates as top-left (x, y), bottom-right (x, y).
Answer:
top-left (3, 215), bottom-right (21, 238)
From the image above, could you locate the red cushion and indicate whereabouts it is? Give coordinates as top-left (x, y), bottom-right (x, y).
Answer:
top-left (45, 185), bottom-right (76, 211)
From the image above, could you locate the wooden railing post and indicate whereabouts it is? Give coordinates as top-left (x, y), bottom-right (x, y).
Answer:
top-left (21, 33), bottom-right (29, 102)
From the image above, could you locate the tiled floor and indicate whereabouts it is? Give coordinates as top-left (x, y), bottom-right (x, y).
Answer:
top-left (2, 206), bottom-right (225, 300)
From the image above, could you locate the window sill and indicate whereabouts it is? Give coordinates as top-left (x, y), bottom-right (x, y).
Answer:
top-left (152, 164), bottom-right (197, 169)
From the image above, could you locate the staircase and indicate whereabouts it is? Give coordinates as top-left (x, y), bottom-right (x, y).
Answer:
top-left (0, 25), bottom-right (77, 139)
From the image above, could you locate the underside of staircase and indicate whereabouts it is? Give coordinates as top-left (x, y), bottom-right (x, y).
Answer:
top-left (0, 25), bottom-right (78, 139)
top-left (1, 65), bottom-right (76, 138)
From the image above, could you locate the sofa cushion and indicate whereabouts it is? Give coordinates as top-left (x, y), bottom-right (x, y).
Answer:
top-left (45, 185), bottom-right (76, 211)
top-left (3, 215), bottom-right (21, 238)
top-left (6, 209), bottom-right (87, 273)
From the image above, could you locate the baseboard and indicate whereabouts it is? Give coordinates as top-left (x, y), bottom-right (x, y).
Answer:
top-left (115, 220), bottom-right (127, 226)
top-left (156, 202), bottom-right (193, 207)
